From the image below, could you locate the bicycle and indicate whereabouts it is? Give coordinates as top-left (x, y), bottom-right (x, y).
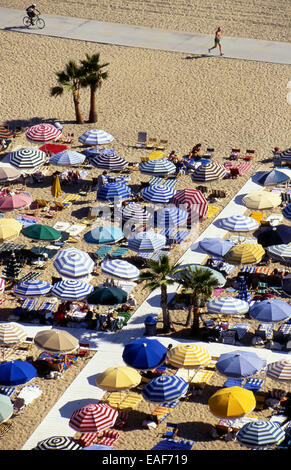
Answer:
top-left (23, 14), bottom-right (45, 29)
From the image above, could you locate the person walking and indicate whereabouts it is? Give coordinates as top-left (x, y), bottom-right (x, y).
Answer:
top-left (208, 27), bottom-right (223, 56)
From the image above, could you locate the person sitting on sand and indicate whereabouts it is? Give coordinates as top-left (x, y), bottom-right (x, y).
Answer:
top-left (168, 151), bottom-right (178, 162)
top-left (0, 139), bottom-right (6, 151)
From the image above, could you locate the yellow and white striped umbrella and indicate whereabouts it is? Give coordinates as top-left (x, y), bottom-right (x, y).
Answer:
top-left (225, 243), bottom-right (265, 265)
top-left (266, 360), bottom-right (291, 381)
top-left (167, 343), bottom-right (211, 368)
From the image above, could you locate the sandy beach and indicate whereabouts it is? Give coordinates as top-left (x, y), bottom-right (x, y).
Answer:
top-left (0, 1), bottom-right (290, 451)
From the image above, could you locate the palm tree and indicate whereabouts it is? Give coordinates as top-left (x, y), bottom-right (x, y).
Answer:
top-left (51, 60), bottom-right (85, 124)
top-left (80, 53), bottom-right (109, 123)
top-left (139, 254), bottom-right (181, 333)
top-left (177, 266), bottom-right (217, 336)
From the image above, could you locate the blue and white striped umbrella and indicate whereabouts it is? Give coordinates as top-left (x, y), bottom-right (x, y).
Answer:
top-left (97, 182), bottom-right (132, 202)
top-left (50, 150), bottom-right (86, 166)
top-left (152, 206), bottom-right (188, 228)
top-left (219, 215), bottom-right (259, 232)
top-left (78, 129), bottom-right (114, 145)
top-left (53, 248), bottom-right (95, 278)
top-left (141, 184), bottom-right (177, 203)
top-left (282, 203), bottom-right (291, 220)
top-left (91, 152), bottom-right (128, 170)
top-left (267, 243), bottom-right (291, 262)
top-left (207, 297), bottom-right (249, 315)
top-left (139, 158), bottom-right (176, 176)
top-left (13, 279), bottom-right (51, 297)
top-left (128, 231), bottom-right (166, 252)
top-left (51, 279), bottom-right (94, 301)
top-left (237, 420), bottom-right (285, 447)
top-left (142, 375), bottom-right (188, 403)
top-left (280, 148), bottom-right (291, 160)
top-left (101, 259), bottom-right (140, 280)
top-left (118, 203), bottom-right (150, 225)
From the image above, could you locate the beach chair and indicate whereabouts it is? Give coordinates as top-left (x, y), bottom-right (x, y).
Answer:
top-left (97, 429), bottom-right (120, 447)
top-left (146, 137), bottom-right (158, 149)
top-left (223, 378), bottom-right (243, 388)
top-left (152, 438), bottom-right (194, 451)
top-left (78, 342), bottom-right (91, 357)
top-left (0, 420), bottom-right (14, 439)
top-left (243, 149), bottom-right (255, 161)
top-left (114, 411), bottom-right (129, 429)
top-left (151, 406), bottom-right (173, 424)
top-left (136, 132), bottom-right (147, 148)
top-left (190, 370), bottom-right (214, 390)
top-left (243, 378), bottom-right (264, 392)
top-left (73, 432), bottom-right (98, 447)
top-left (110, 247), bottom-right (129, 259)
top-left (156, 139), bottom-right (168, 151)
top-left (164, 422), bottom-right (179, 439)
top-left (118, 392), bottom-right (142, 411)
top-left (94, 245), bottom-right (114, 260)
top-left (229, 148), bottom-right (240, 160)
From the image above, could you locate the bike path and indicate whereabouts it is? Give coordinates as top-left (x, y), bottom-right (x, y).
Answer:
top-left (0, 7), bottom-right (291, 65)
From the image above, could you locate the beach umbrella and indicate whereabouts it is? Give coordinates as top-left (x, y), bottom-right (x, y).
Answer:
top-left (258, 169), bottom-right (290, 186)
top-left (97, 182), bottom-right (131, 202)
top-left (242, 191), bottom-right (281, 210)
top-left (219, 215), bottom-right (259, 232)
top-left (0, 322), bottom-right (26, 345)
top-left (81, 444), bottom-right (114, 450)
top-left (22, 224), bottom-right (61, 241)
top-left (0, 218), bottom-right (22, 241)
top-left (95, 366), bottom-right (141, 391)
top-left (0, 279), bottom-right (5, 293)
top-left (142, 375), bottom-right (188, 403)
top-left (26, 123), bottom-right (62, 142)
top-left (208, 386), bottom-right (256, 419)
top-left (8, 148), bottom-right (46, 169)
top-left (139, 158), bottom-right (176, 176)
top-left (51, 174), bottom-right (62, 198)
top-left (266, 359), bottom-right (291, 381)
top-left (0, 127), bottom-right (14, 139)
top-left (50, 150), bottom-right (85, 166)
top-left (0, 192), bottom-right (32, 211)
top-left (51, 279), bottom-right (94, 301)
top-left (207, 297), bottom-right (249, 315)
top-left (225, 243), bottom-right (265, 265)
top-left (91, 152), bottom-right (128, 170)
top-left (84, 225), bottom-right (124, 244)
top-left (267, 243), bottom-right (291, 262)
top-left (118, 203), bottom-right (150, 225)
top-left (282, 273), bottom-right (291, 296)
top-left (152, 206), bottom-right (188, 228)
top-left (101, 259), bottom-right (139, 280)
top-left (192, 162), bottom-right (226, 182)
top-left (33, 436), bottom-right (82, 450)
top-left (78, 129), bottom-right (114, 145)
top-left (249, 299), bottom-right (291, 323)
top-left (122, 338), bottom-right (168, 370)
top-left (128, 231), bottom-right (166, 252)
top-left (87, 286), bottom-right (127, 305)
top-left (34, 329), bottom-right (79, 354)
top-left (282, 203), bottom-right (291, 219)
top-left (199, 237), bottom-right (234, 257)
top-left (141, 184), bottom-right (176, 203)
top-left (13, 279), bottom-right (51, 298)
top-left (0, 165), bottom-right (21, 183)
top-left (0, 360), bottom-right (36, 386)
top-left (53, 247), bottom-right (94, 278)
top-left (0, 394), bottom-right (13, 423)
top-left (257, 225), bottom-right (291, 247)
top-left (279, 148), bottom-right (291, 160)
top-left (216, 351), bottom-right (266, 379)
top-left (69, 403), bottom-right (118, 433)
top-left (167, 343), bottom-right (211, 369)
top-left (173, 264), bottom-right (226, 287)
top-left (236, 420), bottom-right (285, 448)
top-left (172, 189), bottom-right (208, 220)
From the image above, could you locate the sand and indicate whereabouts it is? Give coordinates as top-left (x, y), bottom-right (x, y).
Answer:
top-left (0, 1), bottom-right (290, 451)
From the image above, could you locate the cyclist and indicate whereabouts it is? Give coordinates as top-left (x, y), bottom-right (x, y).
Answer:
top-left (26, 4), bottom-right (40, 24)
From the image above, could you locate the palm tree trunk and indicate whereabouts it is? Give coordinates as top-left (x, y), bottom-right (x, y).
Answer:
top-left (185, 293), bottom-right (194, 327)
top-left (89, 86), bottom-right (98, 123)
top-left (73, 90), bottom-right (84, 124)
top-left (191, 296), bottom-right (201, 336)
top-left (161, 284), bottom-right (170, 333)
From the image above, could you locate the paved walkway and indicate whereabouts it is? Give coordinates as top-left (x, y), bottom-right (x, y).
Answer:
top-left (1, 7), bottom-right (291, 65)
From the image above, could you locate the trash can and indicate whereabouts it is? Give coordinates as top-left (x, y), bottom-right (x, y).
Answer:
top-left (144, 315), bottom-right (157, 336)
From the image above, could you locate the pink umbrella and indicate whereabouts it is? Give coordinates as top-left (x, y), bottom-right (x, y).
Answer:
top-left (69, 403), bottom-right (118, 433)
top-left (26, 123), bottom-right (62, 142)
top-left (0, 192), bottom-right (32, 211)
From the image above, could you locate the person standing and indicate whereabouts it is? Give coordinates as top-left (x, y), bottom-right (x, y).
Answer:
top-left (208, 27), bottom-right (223, 56)
top-left (95, 170), bottom-right (108, 201)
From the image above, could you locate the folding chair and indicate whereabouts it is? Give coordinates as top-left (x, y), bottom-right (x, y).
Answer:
top-left (156, 139), bottom-right (168, 151)
top-left (243, 378), bottom-right (264, 392)
top-left (94, 245), bottom-right (114, 260)
top-left (223, 378), bottom-right (244, 388)
top-left (136, 132), bottom-right (147, 148)
top-left (164, 422), bottom-right (179, 439)
top-left (146, 137), bottom-right (158, 149)
top-left (110, 247), bottom-right (129, 259)
top-left (96, 429), bottom-right (120, 447)
top-left (152, 438), bottom-right (194, 451)
top-left (244, 149), bottom-right (255, 161)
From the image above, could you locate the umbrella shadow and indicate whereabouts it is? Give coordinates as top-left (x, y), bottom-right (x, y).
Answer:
top-left (233, 193), bottom-right (247, 206)
top-left (176, 420), bottom-right (215, 442)
top-left (3, 117), bottom-right (57, 130)
top-left (59, 398), bottom-right (100, 418)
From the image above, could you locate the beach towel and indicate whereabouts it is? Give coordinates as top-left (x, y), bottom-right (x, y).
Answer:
top-left (207, 206), bottom-right (220, 218)
top-left (237, 162), bottom-right (252, 175)
top-left (17, 385), bottom-right (42, 405)
top-left (61, 194), bottom-right (81, 204)
top-left (175, 368), bottom-right (195, 382)
top-left (53, 222), bottom-right (71, 231)
top-left (16, 215), bottom-right (40, 227)
top-left (243, 378), bottom-right (264, 391)
top-left (67, 224), bottom-right (86, 236)
top-left (190, 370), bottom-right (214, 389)
top-left (152, 438), bottom-right (194, 451)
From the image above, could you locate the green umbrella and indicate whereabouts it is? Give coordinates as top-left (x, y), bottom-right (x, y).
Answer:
top-left (87, 286), bottom-right (127, 305)
top-left (0, 394), bottom-right (13, 423)
top-left (21, 224), bottom-right (61, 241)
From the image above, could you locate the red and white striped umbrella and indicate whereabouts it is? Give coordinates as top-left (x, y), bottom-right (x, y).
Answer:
top-left (266, 359), bottom-right (291, 381)
top-left (0, 278), bottom-right (5, 293)
top-left (172, 189), bottom-right (208, 220)
top-left (0, 322), bottom-right (27, 344)
top-left (26, 123), bottom-right (62, 142)
top-left (69, 403), bottom-right (118, 433)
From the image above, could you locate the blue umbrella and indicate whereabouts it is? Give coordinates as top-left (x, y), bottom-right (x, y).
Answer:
top-left (207, 297), bottom-right (249, 315)
top-left (153, 206), bottom-right (188, 228)
top-left (50, 150), bottom-right (85, 166)
top-left (258, 169), bottom-right (290, 186)
top-left (219, 215), bottom-right (259, 232)
top-left (141, 184), bottom-right (176, 203)
top-left (13, 279), bottom-right (51, 297)
top-left (282, 203), bottom-right (291, 219)
top-left (97, 182), bottom-right (131, 202)
top-left (51, 279), bottom-right (94, 300)
top-left (128, 231), bottom-right (166, 252)
top-left (53, 248), bottom-right (95, 279)
top-left (142, 375), bottom-right (188, 403)
top-left (139, 158), bottom-right (176, 176)
top-left (122, 338), bottom-right (168, 370)
top-left (0, 360), bottom-right (37, 385)
top-left (216, 350), bottom-right (266, 379)
top-left (257, 225), bottom-right (291, 247)
top-left (249, 299), bottom-right (291, 323)
top-left (199, 237), bottom-right (234, 257)
top-left (101, 259), bottom-right (140, 280)
top-left (84, 225), bottom-right (124, 244)
top-left (237, 420), bottom-right (285, 447)
top-left (78, 129), bottom-right (114, 145)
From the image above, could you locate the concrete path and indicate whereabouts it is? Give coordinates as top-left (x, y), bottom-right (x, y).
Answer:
top-left (1, 8), bottom-right (291, 65)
